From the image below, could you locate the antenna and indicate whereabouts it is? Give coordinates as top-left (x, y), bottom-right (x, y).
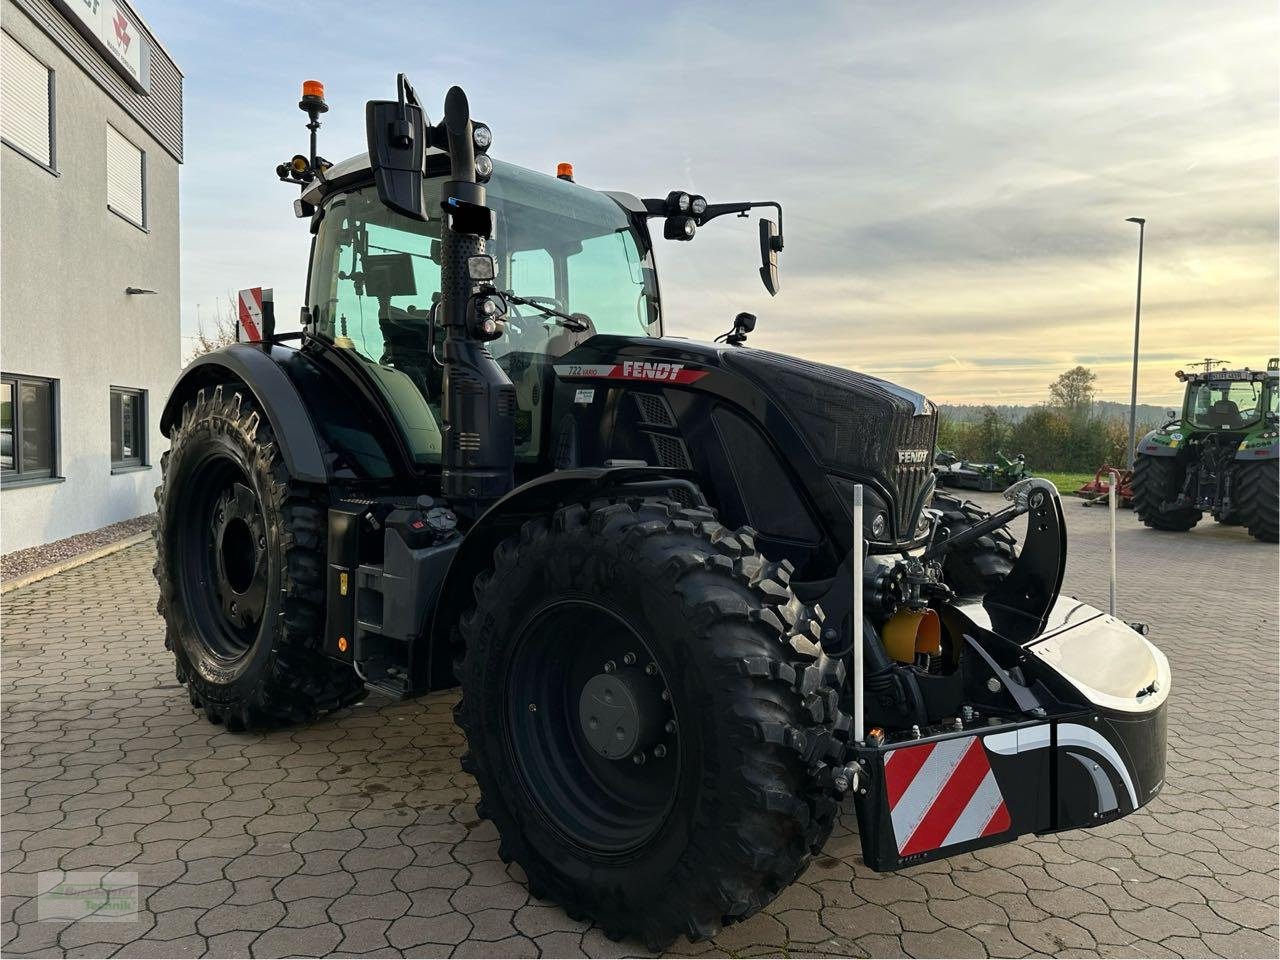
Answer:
top-left (1185, 358), bottom-right (1229, 373)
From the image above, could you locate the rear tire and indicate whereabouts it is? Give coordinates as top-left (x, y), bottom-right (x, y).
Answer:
top-left (1131, 453), bottom-right (1201, 532)
top-left (153, 385), bottom-right (364, 730)
top-left (454, 498), bottom-right (850, 950)
top-left (1234, 460), bottom-right (1279, 543)
top-left (932, 492), bottom-right (1018, 596)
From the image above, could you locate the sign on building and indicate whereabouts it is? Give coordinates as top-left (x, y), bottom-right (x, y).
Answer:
top-left (54, 0), bottom-right (151, 91)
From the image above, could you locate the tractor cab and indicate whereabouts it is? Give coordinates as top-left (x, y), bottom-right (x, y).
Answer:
top-left (301, 157), bottom-right (661, 466)
top-left (1182, 370), bottom-right (1278, 431)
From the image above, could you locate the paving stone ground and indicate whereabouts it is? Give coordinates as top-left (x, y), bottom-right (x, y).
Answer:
top-left (2, 494), bottom-right (1277, 958)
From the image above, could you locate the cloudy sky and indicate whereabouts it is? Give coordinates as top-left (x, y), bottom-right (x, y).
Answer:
top-left (147, 0), bottom-right (1278, 406)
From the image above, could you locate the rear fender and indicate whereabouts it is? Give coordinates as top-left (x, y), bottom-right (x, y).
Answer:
top-left (160, 344), bottom-right (328, 483)
top-left (422, 467), bottom-right (706, 688)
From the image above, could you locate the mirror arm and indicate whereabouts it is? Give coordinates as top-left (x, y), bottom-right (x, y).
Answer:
top-left (699, 201), bottom-right (784, 249)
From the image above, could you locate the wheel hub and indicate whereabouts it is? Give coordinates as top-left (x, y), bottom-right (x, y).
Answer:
top-left (212, 482), bottom-right (267, 631)
top-left (579, 668), bottom-right (665, 760)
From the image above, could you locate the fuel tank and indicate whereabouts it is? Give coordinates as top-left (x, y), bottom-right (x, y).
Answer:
top-left (549, 336), bottom-right (938, 556)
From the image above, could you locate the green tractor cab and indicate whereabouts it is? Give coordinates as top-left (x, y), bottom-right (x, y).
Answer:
top-left (1132, 358), bottom-right (1279, 541)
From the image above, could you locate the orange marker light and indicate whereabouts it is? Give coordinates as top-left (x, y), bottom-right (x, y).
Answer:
top-left (302, 79), bottom-right (325, 100)
top-left (556, 162), bottom-right (575, 181)
top-left (337, 636), bottom-right (348, 653)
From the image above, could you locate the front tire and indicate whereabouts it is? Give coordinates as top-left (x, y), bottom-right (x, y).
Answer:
top-left (153, 385), bottom-right (364, 730)
top-left (1234, 460), bottom-right (1279, 543)
top-left (454, 498), bottom-right (849, 950)
top-left (1131, 453), bottom-right (1201, 532)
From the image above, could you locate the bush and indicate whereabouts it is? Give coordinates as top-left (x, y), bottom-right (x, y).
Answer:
top-left (937, 406), bottom-right (1154, 472)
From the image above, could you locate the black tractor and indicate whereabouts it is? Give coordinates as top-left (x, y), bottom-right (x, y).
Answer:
top-left (154, 77), bottom-right (1170, 949)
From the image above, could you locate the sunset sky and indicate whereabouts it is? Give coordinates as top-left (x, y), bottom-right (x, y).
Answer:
top-left (149, 0), bottom-right (1278, 407)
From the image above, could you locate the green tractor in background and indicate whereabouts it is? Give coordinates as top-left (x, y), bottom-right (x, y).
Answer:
top-left (1132, 358), bottom-right (1279, 542)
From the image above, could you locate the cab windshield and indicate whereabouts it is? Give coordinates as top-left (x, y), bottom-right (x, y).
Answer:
top-left (1185, 378), bottom-right (1266, 430)
top-left (307, 160), bottom-right (660, 464)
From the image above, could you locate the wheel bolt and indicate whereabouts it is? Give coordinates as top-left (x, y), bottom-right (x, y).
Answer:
top-left (632, 753), bottom-right (646, 765)
top-left (661, 690), bottom-right (670, 702)
top-left (528, 703), bottom-right (537, 713)
top-left (665, 720), bottom-right (677, 734)
top-left (645, 662), bottom-right (657, 676)
top-left (623, 652), bottom-right (636, 666)
top-left (258, 536), bottom-right (266, 548)
top-left (603, 660), bottom-right (616, 673)
top-left (230, 601), bottom-right (238, 614)
top-left (653, 745), bottom-right (667, 759)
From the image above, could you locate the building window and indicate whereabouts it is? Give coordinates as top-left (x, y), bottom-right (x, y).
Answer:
top-left (106, 125), bottom-right (146, 228)
top-left (1, 374), bottom-right (58, 483)
top-left (110, 387), bottom-right (147, 470)
top-left (1, 30), bottom-right (55, 172)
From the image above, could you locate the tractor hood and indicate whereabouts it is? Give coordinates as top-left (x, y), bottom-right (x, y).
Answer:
top-left (552, 336), bottom-right (938, 548)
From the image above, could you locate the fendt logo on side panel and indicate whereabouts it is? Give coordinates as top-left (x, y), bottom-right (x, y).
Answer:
top-left (621, 361), bottom-right (685, 382)
top-left (897, 449), bottom-right (930, 464)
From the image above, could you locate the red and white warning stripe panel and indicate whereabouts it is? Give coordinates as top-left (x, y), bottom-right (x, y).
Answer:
top-left (553, 361), bottom-right (707, 385)
top-left (237, 287), bottom-right (272, 343)
top-left (884, 735), bottom-right (1011, 857)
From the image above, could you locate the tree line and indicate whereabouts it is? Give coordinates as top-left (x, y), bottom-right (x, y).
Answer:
top-left (936, 366), bottom-right (1160, 471)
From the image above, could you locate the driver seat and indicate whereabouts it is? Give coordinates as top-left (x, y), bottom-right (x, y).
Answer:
top-left (1204, 399), bottom-right (1243, 429)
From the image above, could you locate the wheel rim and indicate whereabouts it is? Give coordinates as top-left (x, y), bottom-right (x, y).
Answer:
top-left (504, 601), bottom-right (680, 856)
top-left (175, 454), bottom-right (269, 662)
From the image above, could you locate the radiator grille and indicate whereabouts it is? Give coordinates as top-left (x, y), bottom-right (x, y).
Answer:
top-left (721, 348), bottom-right (937, 542)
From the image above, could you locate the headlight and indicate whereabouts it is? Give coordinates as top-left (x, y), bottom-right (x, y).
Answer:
top-left (690, 195), bottom-right (707, 215)
top-left (663, 216), bottom-right (697, 241)
top-left (475, 154), bottom-right (494, 180)
top-left (870, 512), bottom-right (888, 539)
top-left (667, 191), bottom-right (691, 213)
top-left (472, 123), bottom-right (492, 150)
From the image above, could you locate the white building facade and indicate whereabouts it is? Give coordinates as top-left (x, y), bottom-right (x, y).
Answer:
top-left (2, 0), bottom-right (182, 552)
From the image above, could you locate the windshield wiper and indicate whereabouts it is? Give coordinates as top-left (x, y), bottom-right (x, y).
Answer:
top-left (501, 291), bottom-right (590, 332)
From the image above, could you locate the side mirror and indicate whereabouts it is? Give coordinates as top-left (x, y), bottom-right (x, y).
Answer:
top-left (366, 99), bottom-right (428, 221)
top-left (1165, 408), bottom-right (1178, 422)
top-left (759, 219), bottom-right (781, 296)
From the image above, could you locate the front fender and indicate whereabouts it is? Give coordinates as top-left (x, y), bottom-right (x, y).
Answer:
top-left (425, 467), bottom-right (703, 679)
top-left (1234, 439), bottom-right (1279, 460)
top-left (1136, 427), bottom-right (1180, 457)
top-left (161, 344), bottom-right (328, 483)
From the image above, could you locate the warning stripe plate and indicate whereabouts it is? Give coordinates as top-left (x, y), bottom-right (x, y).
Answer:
top-left (884, 736), bottom-right (1010, 856)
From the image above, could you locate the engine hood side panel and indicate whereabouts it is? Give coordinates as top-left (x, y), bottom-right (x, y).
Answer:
top-left (551, 336), bottom-right (934, 563)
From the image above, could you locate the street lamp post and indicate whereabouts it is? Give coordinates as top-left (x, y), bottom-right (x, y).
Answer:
top-left (1125, 217), bottom-right (1146, 470)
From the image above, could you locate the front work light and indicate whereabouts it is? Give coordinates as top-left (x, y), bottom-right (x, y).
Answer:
top-left (667, 191), bottom-right (692, 214)
top-left (690, 195), bottom-right (707, 216)
top-left (664, 216), bottom-right (697, 241)
top-left (473, 123), bottom-right (492, 150)
top-left (475, 154), bottom-right (494, 181)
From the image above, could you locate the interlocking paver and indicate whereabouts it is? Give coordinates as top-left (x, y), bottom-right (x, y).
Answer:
top-left (1, 495), bottom-right (1276, 958)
